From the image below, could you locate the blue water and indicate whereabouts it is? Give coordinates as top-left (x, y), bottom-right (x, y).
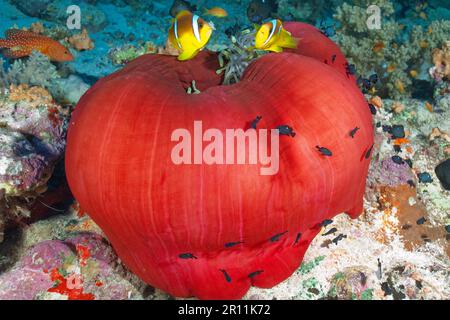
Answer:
top-left (0, 0), bottom-right (449, 83)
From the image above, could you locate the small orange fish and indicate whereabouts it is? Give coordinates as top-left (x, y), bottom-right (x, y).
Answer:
top-left (410, 70), bottom-right (418, 78)
top-left (0, 29), bottom-right (73, 62)
top-left (425, 101), bottom-right (433, 113)
top-left (387, 64), bottom-right (396, 73)
top-left (204, 7), bottom-right (228, 18)
top-left (372, 41), bottom-right (385, 53)
top-left (395, 79), bottom-right (405, 93)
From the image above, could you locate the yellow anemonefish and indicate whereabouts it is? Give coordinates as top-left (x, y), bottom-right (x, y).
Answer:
top-left (254, 19), bottom-right (299, 53)
top-left (204, 7), bottom-right (228, 18)
top-left (168, 10), bottom-right (214, 61)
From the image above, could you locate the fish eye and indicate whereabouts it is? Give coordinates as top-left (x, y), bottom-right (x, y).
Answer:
top-left (198, 21), bottom-right (204, 29)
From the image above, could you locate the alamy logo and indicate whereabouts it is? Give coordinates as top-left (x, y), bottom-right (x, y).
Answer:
top-left (367, 5), bottom-right (382, 30)
top-left (171, 121), bottom-right (280, 176)
top-left (67, 5), bottom-right (81, 30)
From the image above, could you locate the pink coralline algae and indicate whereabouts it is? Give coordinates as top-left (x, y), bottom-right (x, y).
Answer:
top-left (0, 233), bottom-right (136, 300)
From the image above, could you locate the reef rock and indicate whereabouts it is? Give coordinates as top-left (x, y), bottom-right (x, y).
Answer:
top-left (0, 85), bottom-right (68, 243)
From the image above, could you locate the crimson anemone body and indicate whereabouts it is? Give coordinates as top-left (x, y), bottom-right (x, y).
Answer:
top-left (66, 23), bottom-right (374, 299)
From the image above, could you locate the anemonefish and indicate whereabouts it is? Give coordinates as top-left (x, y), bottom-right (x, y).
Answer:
top-left (168, 10), bottom-right (214, 61)
top-left (254, 19), bottom-right (299, 53)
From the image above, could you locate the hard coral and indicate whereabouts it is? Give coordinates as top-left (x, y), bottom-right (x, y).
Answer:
top-left (334, 0), bottom-right (450, 99)
top-left (431, 41), bottom-right (450, 81)
top-left (8, 84), bottom-right (53, 108)
top-left (67, 28), bottom-right (95, 51)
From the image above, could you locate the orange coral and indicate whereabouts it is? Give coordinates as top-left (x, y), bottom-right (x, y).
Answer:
top-left (9, 84), bottom-right (53, 107)
top-left (432, 41), bottom-right (450, 79)
top-left (67, 28), bottom-right (94, 51)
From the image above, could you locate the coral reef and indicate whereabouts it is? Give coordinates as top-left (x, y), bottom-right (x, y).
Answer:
top-left (333, 0), bottom-right (450, 99)
top-left (109, 42), bottom-right (157, 65)
top-left (0, 83), bottom-right (68, 244)
top-left (67, 28), bottom-right (95, 51)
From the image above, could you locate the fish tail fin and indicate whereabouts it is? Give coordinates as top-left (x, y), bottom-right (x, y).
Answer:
top-left (280, 32), bottom-right (300, 49)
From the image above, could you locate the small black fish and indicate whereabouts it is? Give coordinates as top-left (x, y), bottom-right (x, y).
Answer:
top-left (358, 77), bottom-right (374, 91)
top-left (404, 159), bottom-right (413, 168)
top-left (391, 125), bottom-right (405, 139)
top-left (270, 231), bottom-right (288, 242)
top-left (392, 155), bottom-right (405, 165)
top-left (368, 103), bottom-right (377, 115)
top-left (247, 0), bottom-right (278, 23)
top-left (369, 73), bottom-right (379, 84)
top-left (365, 144), bottom-right (374, 159)
top-left (349, 127), bottom-right (360, 138)
top-left (393, 145), bottom-right (401, 153)
top-left (170, 0), bottom-right (196, 17)
top-left (417, 172), bottom-right (433, 184)
top-left (248, 270), bottom-right (264, 279)
top-left (416, 217), bottom-right (426, 225)
top-left (250, 116), bottom-right (262, 129)
top-left (316, 146), bottom-right (332, 157)
top-left (179, 253), bottom-right (197, 259)
top-left (322, 227), bottom-right (337, 236)
top-left (225, 241), bottom-right (243, 248)
top-left (332, 234), bottom-right (347, 245)
top-left (220, 269), bottom-right (232, 283)
top-left (382, 125), bottom-right (392, 133)
top-left (407, 179), bottom-right (416, 188)
top-left (345, 63), bottom-right (357, 77)
top-left (293, 232), bottom-right (302, 245)
top-left (320, 219), bottom-right (333, 227)
top-left (277, 125), bottom-right (296, 137)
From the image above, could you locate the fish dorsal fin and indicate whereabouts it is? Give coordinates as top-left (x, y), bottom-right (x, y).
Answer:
top-left (5, 29), bottom-right (43, 40)
top-left (175, 10), bottom-right (192, 20)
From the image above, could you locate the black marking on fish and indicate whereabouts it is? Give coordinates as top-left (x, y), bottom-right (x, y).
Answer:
top-left (331, 54), bottom-right (337, 63)
top-left (248, 270), bottom-right (264, 279)
top-left (179, 253), bottom-right (197, 259)
top-left (322, 227), bottom-right (337, 236)
top-left (332, 234), bottom-right (347, 245)
top-left (365, 144), bottom-right (374, 159)
top-left (270, 231), bottom-right (288, 242)
top-left (220, 269), bottom-right (232, 283)
top-left (349, 127), bottom-right (360, 138)
top-left (316, 146), bottom-right (332, 157)
top-left (293, 232), bottom-right (302, 245)
top-left (250, 116), bottom-right (262, 129)
top-left (324, 59), bottom-right (328, 64)
top-left (277, 125), bottom-right (296, 137)
top-left (225, 241), bottom-right (243, 248)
